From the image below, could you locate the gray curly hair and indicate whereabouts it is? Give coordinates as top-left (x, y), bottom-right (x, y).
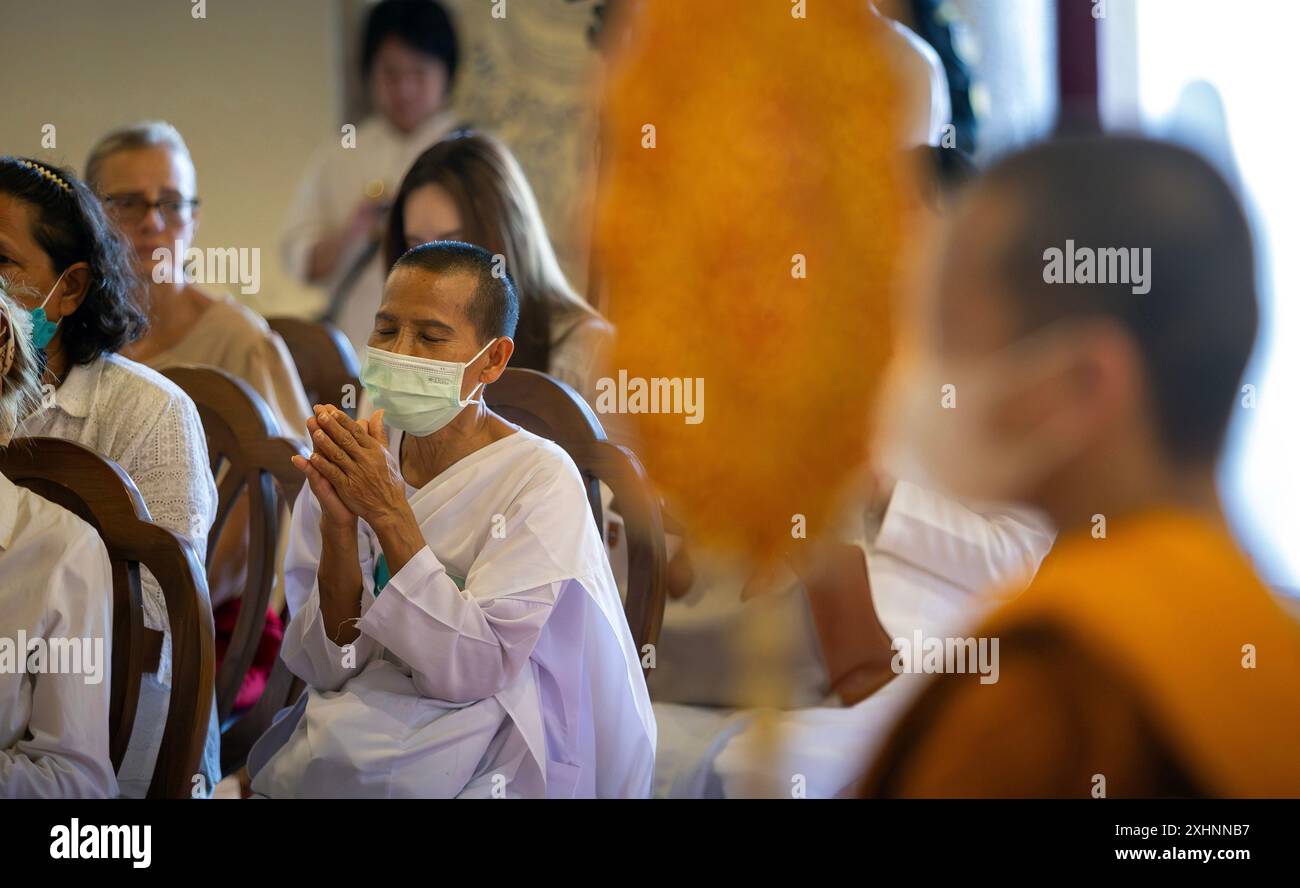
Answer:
top-left (0, 282), bottom-right (43, 443)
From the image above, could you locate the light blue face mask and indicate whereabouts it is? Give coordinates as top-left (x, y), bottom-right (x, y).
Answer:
top-left (361, 337), bottom-right (497, 438)
top-left (29, 268), bottom-right (69, 351)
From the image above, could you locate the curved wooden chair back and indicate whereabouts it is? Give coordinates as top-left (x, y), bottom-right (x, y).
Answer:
top-left (0, 437), bottom-right (213, 798)
top-left (159, 365), bottom-right (306, 762)
top-left (484, 368), bottom-right (667, 655)
top-left (267, 317), bottom-right (361, 419)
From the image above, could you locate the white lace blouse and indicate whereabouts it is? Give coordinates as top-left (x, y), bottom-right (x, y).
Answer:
top-left (21, 352), bottom-right (217, 687)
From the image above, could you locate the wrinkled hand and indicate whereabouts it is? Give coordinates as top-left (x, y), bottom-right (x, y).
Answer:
top-left (291, 430), bottom-right (355, 532)
top-left (297, 405), bottom-right (406, 527)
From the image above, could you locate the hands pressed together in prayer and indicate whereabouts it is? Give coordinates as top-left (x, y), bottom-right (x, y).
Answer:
top-left (291, 405), bottom-right (404, 528)
top-left (291, 405), bottom-right (431, 639)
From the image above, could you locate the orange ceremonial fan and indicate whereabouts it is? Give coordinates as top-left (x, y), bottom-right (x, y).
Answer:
top-left (593, 0), bottom-right (913, 562)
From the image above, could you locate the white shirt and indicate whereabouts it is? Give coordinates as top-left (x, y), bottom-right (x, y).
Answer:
top-left (864, 481), bottom-right (1057, 638)
top-left (651, 483), bottom-right (1056, 797)
top-left (0, 472), bottom-right (117, 798)
top-left (22, 353), bottom-right (216, 679)
top-left (280, 112), bottom-right (459, 354)
top-left (250, 428), bottom-right (656, 798)
top-left (20, 352), bottom-right (219, 797)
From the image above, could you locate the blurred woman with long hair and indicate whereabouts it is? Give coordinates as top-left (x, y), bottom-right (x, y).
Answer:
top-left (384, 130), bottom-right (613, 406)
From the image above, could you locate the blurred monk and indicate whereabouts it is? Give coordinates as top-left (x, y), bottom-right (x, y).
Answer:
top-left (863, 135), bottom-right (1300, 798)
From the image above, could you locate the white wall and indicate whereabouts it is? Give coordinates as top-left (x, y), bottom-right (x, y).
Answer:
top-left (1101, 0), bottom-right (1300, 591)
top-left (1, 0), bottom-right (342, 317)
top-left (952, 0), bottom-right (1058, 159)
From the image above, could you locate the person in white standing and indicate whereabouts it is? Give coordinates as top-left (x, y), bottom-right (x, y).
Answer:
top-left (280, 0), bottom-right (462, 354)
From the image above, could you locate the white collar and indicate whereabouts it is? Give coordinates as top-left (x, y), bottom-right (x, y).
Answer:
top-left (43, 354), bottom-right (106, 421)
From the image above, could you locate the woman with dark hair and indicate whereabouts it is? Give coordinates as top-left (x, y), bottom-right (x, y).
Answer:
top-left (0, 156), bottom-right (219, 798)
top-left (385, 131), bottom-right (614, 406)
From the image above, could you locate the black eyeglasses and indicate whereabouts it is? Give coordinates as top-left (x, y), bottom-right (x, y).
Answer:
top-left (102, 193), bottom-right (200, 226)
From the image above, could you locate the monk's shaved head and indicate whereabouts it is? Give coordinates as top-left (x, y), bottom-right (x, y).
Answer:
top-left (957, 135), bottom-right (1258, 464)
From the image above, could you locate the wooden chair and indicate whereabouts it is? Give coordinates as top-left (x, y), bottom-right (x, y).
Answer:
top-left (485, 368), bottom-right (667, 655)
top-left (159, 365), bottom-right (307, 773)
top-left (0, 437), bottom-right (213, 798)
top-left (267, 316), bottom-right (361, 419)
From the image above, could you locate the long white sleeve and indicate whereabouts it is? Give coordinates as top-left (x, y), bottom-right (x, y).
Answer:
top-left (279, 583), bottom-right (385, 693)
top-left (0, 529), bottom-right (117, 799)
top-left (874, 481), bottom-right (1056, 594)
top-left (279, 485), bottom-right (382, 692)
top-left (359, 546), bottom-right (560, 704)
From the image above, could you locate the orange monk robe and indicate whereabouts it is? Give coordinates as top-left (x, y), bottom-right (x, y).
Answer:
top-left (862, 510), bottom-right (1300, 798)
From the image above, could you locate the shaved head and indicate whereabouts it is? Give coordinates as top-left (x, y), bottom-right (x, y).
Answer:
top-left (951, 135), bottom-right (1258, 464)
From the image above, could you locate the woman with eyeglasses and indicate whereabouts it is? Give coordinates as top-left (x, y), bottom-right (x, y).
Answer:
top-left (0, 155), bottom-right (220, 797)
top-left (86, 121), bottom-right (311, 441)
top-left (86, 121), bottom-right (312, 716)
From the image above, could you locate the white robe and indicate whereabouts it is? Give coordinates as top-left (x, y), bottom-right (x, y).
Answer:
top-left (249, 428), bottom-right (655, 797)
top-left (651, 482), bottom-right (1056, 798)
top-left (0, 472), bottom-right (116, 798)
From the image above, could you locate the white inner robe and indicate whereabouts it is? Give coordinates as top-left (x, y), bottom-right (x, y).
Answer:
top-left (249, 428), bottom-right (655, 798)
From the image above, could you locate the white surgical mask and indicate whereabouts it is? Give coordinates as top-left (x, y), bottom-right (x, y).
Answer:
top-left (361, 338), bottom-right (497, 437)
top-left (873, 325), bottom-right (1094, 503)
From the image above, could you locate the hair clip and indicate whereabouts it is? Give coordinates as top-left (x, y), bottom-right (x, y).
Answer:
top-left (15, 159), bottom-right (72, 193)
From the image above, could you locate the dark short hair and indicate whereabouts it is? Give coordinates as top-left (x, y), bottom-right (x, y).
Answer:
top-left (980, 135), bottom-right (1258, 464)
top-left (391, 240), bottom-right (518, 343)
top-left (362, 0), bottom-right (459, 86)
top-left (0, 157), bottom-right (145, 366)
